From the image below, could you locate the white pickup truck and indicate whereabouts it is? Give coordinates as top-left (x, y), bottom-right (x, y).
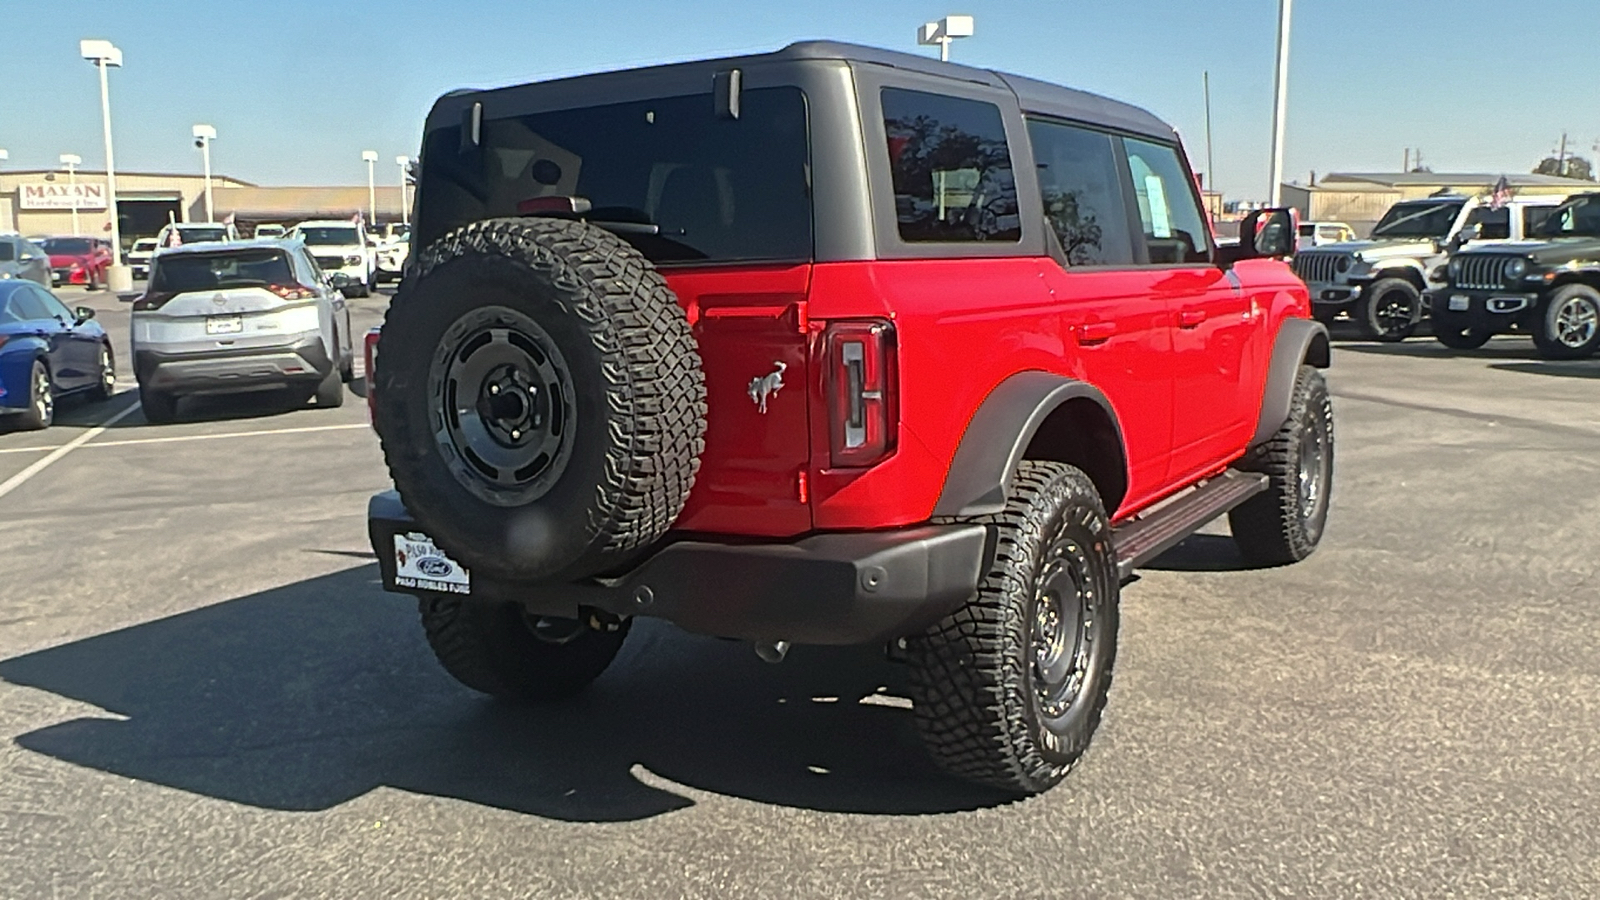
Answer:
top-left (289, 220), bottom-right (375, 297)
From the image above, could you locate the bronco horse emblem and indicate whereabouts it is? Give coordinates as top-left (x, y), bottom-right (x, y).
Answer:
top-left (748, 361), bottom-right (787, 414)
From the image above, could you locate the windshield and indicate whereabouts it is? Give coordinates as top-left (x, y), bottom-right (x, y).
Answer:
top-left (418, 86), bottom-right (811, 265)
top-left (1371, 201), bottom-right (1465, 239)
top-left (150, 249), bottom-right (296, 293)
top-left (178, 227), bottom-right (228, 243)
top-left (1534, 195), bottom-right (1600, 238)
top-left (298, 227), bottom-right (360, 246)
top-left (41, 238), bottom-right (93, 255)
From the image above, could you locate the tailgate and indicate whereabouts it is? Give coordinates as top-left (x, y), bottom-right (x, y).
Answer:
top-left (667, 264), bottom-right (813, 536)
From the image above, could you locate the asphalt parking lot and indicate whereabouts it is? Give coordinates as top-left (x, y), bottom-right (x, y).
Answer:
top-left (2, 298), bottom-right (1598, 898)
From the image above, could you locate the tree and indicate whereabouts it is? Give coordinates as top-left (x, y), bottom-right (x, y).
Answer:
top-left (1534, 155), bottom-right (1595, 181)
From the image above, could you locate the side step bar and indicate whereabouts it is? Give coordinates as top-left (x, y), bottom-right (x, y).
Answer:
top-left (1111, 470), bottom-right (1269, 581)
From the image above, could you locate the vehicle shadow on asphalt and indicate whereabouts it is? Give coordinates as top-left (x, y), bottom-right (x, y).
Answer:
top-left (1334, 340), bottom-right (1543, 361)
top-left (1141, 533), bottom-right (1258, 573)
top-left (0, 566), bottom-right (1009, 822)
top-left (1488, 361), bottom-right (1600, 379)
top-left (93, 388), bottom-right (343, 428)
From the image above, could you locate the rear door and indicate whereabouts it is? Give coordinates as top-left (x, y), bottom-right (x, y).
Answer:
top-left (1120, 137), bottom-right (1258, 482)
top-left (1029, 118), bottom-right (1174, 508)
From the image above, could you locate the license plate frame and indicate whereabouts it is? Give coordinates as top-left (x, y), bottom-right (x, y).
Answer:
top-left (206, 315), bottom-right (244, 335)
top-left (392, 532), bottom-right (471, 595)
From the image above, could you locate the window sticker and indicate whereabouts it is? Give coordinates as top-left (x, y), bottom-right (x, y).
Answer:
top-left (1144, 174), bottom-right (1172, 239)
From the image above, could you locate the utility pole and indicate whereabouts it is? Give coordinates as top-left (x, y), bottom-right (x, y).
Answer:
top-left (1404, 148), bottom-right (1411, 172)
top-left (1204, 71), bottom-right (1217, 222)
top-left (1268, 0), bottom-right (1293, 206)
top-left (1557, 132), bottom-right (1568, 174)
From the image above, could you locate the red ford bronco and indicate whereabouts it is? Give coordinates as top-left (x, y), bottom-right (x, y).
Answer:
top-left (367, 42), bottom-right (1333, 796)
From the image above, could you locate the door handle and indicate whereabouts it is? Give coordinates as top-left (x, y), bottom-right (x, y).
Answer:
top-left (1075, 321), bottom-right (1117, 345)
top-left (1178, 309), bottom-right (1208, 328)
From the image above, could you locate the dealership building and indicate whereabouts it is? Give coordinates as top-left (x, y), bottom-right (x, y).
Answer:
top-left (0, 169), bottom-right (409, 245)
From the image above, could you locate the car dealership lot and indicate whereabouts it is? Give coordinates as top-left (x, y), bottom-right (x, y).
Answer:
top-left (1, 309), bottom-right (1598, 897)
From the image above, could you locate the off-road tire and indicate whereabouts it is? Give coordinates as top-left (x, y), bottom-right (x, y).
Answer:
top-left (139, 388), bottom-right (179, 425)
top-left (1433, 323), bottom-right (1493, 350)
top-left (419, 596), bottom-right (629, 702)
top-left (88, 343), bottom-right (116, 403)
top-left (1531, 284), bottom-right (1600, 361)
top-left (905, 461), bottom-right (1120, 796)
top-left (375, 217), bottom-right (707, 583)
top-left (1355, 278), bottom-right (1421, 342)
top-left (1230, 365), bottom-right (1334, 565)
top-left (314, 366), bottom-right (345, 408)
top-left (17, 361), bottom-right (53, 431)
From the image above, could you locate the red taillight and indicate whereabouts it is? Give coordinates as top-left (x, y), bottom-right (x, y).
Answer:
top-left (269, 284), bottom-right (317, 301)
top-left (825, 320), bottom-right (896, 468)
top-left (132, 291), bottom-right (177, 311)
top-left (364, 326), bottom-right (382, 427)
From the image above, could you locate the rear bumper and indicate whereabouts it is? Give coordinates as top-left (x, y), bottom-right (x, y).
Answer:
top-left (367, 491), bottom-right (990, 645)
top-left (134, 335), bottom-right (333, 395)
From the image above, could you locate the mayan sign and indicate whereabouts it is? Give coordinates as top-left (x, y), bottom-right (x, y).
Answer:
top-left (18, 182), bottom-right (109, 211)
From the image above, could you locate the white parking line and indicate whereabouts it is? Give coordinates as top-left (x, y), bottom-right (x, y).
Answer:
top-left (0, 399), bottom-right (141, 502)
top-left (0, 422), bottom-right (370, 459)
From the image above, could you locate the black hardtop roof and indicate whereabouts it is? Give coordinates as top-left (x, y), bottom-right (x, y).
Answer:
top-left (447, 40), bottom-right (1175, 143)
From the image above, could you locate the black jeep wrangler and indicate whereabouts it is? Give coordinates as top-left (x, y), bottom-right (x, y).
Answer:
top-left (1429, 192), bottom-right (1600, 359)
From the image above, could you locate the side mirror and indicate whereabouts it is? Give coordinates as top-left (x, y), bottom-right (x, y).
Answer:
top-left (117, 292), bottom-right (141, 303)
top-left (1451, 225), bottom-right (1480, 248)
top-left (328, 272), bottom-right (352, 288)
top-left (1218, 208), bottom-right (1297, 267)
top-left (74, 306), bottom-right (97, 324)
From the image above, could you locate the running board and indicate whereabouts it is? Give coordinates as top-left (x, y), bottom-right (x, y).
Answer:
top-left (1111, 470), bottom-right (1268, 581)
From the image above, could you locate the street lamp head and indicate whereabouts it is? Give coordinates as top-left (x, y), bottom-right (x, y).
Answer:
top-left (192, 124), bottom-right (216, 141)
top-left (0, 149), bottom-right (9, 163)
top-left (361, 150), bottom-right (379, 163)
top-left (79, 39), bottom-right (122, 67)
top-left (60, 153), bottom-right (82, 166)
top-left (395, 155), bottom-right (409, 166)
top-left (918, 14), bottom-right (975, 45)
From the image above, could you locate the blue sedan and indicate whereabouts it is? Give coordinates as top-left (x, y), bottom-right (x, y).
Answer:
top-left (0, 281), bottom-right (116, 430)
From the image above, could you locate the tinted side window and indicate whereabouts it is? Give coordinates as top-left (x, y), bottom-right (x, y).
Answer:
top-left (1026, 119), bottom-right (1135, 266)
top-left (1523, 205), bottom-right (1556, 236)
top-left (33, 287), bottom-right (75, 321)
top-left (881, 88), bottom-right (1020, 243)
top-left (0, 240), bottom-right (15, 262)
top-left (9, 288), bottom-right (54, 320)
top-left (1122, 138), bottom-right (1210, 265)
top-left (1465, 206), bottom-right (1511, 240)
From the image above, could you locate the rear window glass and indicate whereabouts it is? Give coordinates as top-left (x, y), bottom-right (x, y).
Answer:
top-left (151, 250), bottom-right (297, 293)
top-left (297, 227), bottom-right (360, 245)
top-left (881, 88), bottom-right (1020, 243)
top-left (417, 87), bottom-right (812, 265)
top-left (178, 227), bottom-right (228, 243)
top-left (0, 242), bottom-right (14, 261)
top-left (42, 238), bottom-right (93, 254)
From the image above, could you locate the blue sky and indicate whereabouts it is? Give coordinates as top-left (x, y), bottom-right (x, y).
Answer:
top-left (2, 0), bottom-right (1595, 201)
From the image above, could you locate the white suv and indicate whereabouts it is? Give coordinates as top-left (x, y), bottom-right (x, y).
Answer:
top-left (289, 220), bottom-right (374, 296)
top-left (131, 240), bottom-right (354, 423)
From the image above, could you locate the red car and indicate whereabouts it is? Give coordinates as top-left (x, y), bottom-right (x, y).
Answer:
top-left (366, 42), bottom-right (1333, 796)
top-left (39, 236), bottom-right (112, 290)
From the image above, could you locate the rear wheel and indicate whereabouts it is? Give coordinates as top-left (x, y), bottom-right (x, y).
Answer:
top-left (139, 388), bottom-right (179, 424)
top-left (314, 366), bottom-right (345, 408)
top-left (16, 361), bottom-right (54, 431)
top-left (88, 344), bottom-right (116, 403)
top-left (1355, 278), bottom-right (1421, 342)
top-left (419, 596), bottom-right (629, 702)
top-left (905, 461), bottom-right (1119, 795)
top-left (1230, 366), bottom-right (1334, 565)
top-left (1532, 285), bottom-right (1600, 360)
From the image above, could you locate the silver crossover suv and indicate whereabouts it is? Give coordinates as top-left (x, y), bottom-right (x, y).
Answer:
top-left (131, 240), bottom-right (354, 423)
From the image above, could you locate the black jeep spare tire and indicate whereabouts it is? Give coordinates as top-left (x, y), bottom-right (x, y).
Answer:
top-left (375, 218), bottom-right (707, 583)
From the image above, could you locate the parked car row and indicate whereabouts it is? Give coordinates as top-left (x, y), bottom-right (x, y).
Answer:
top-left (0, 280), bottom-right (115, 431)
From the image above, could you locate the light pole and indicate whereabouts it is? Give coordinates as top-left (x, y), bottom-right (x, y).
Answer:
top-left (60, 154), bottom-right (83, 235)
top-left (1268, 0), bottom-right (1293, 207)
top-left (193, 124), bottom-right (216, 223)
top-left (81, 39), bottom-right (131, 291)
top-left (362, 150), bottom-right (378, 225)
top-left (917, 15), bottom-right (974, 62)
top-left (395, 155), bottom-right (410, 225)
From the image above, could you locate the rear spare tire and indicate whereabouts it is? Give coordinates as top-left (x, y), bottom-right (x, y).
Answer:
top-left (374, 218), bottom-right (707, 583)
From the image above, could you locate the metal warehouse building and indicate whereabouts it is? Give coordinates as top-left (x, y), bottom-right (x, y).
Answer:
top-left (0, 169), bottom-right (408, 246)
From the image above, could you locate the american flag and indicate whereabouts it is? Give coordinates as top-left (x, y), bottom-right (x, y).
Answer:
top-left (1489, 175), bottom-right (1512, 210)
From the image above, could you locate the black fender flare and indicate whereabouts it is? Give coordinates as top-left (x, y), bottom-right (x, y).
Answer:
top-left (933, 371), bottom-right (1127, 518)
top-left (1250, 317), bottom-right (1331, 448)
